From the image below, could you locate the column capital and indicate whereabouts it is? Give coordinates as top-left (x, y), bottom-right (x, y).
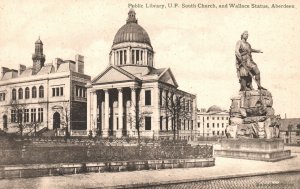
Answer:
top-left (117, 88), bottom-right (123, 92)
top-left (130, 87), bottom-right (137, 92)
top-left (103, 89), bottom-right (109, 93)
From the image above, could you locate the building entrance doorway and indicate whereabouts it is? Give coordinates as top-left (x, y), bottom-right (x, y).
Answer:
top-left (53, 112), bottom-right (60, 129)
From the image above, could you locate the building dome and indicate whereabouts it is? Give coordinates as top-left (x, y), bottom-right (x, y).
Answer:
top-left (109, 9), bottom-right (154, 67)
top-left (207, 105), bottom-right (222, 113)
top-left (113, 9), bottom-right (151, 46)
top-left (35, 37), bottom-right (43, 45)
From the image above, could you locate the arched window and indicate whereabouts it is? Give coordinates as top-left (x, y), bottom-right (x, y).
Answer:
top-left (25, 87), bottom-right (30, 99)
top-left (32, 86), bottom-right (37, 98)
top-left (18, 88), bottom-right (23, 99)
top-left (12, 89), bottom-right (16, 100)
top-left (39, 86), bottom-right (44, 98)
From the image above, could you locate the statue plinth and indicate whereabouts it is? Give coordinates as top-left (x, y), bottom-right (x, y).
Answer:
top-left (215, 138), bottom-right (293, 162)
top-left (219, 89), bottom-right (294, 161)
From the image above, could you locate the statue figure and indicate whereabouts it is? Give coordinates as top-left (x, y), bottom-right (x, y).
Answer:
top-left (235, 31), bottom-right (266, 91)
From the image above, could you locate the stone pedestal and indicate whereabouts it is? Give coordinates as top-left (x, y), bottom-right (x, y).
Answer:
top-left (215, 138), bottom-right (293, 162)
top-left (116, 130), bottom-right (122, 138)
top-left (102, 130), bottom-right (109, 138)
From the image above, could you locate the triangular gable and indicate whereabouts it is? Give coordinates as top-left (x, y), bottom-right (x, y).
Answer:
top-left (92, 65), bottom-right (139, 84)
top-left (158, 68), bottom-right (178, 87)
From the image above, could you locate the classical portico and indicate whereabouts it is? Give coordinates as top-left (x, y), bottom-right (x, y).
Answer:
top-left (87, 78), bottom-right (139, 137)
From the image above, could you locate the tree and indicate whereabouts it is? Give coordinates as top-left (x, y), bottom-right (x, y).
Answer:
top-left (163, 92), bottom-right (192, 140)
top-left (7, 99), bottom-right (27, 137)
top-left (127, 103), bottom-right (150, 145)
top-left (61, 102), bottom-right (70, 139)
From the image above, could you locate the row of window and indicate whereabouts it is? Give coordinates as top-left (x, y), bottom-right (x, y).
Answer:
top-left (12, 86), bottom-right (44, 100)
top-left (159, 116), bottom-right (194, 131)
top-left (206, 116), bottom-right (229, 120)
top-left (11, 108), bottom-right (43, 123)
top-left (115, 49), bottom-right (152, 65)
top-left (75, 86), bottom-right (87, 98)
top-left (207, 123), bottom-right (225, 128)
top-left (52, 87), bottom-right (64, 97)
top-left (159, 90), bottom-right (193, 111)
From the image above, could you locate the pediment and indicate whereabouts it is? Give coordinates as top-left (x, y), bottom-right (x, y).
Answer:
top-left (92, 66), bottom-right (138, 84)
top-left (158, 68), bottom-right (178, 87)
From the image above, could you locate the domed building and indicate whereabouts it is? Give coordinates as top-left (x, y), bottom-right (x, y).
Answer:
top-left (197, 106), bottom-right (229, 137)
top-left (87, 10), bottom-right (197, 138)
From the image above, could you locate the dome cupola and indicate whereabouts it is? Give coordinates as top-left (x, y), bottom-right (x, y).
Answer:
top-left (110, 9), bottom-right (154, 67)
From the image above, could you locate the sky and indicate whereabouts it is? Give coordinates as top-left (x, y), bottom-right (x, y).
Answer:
top-left (0, 0), bottom-right (299, 118)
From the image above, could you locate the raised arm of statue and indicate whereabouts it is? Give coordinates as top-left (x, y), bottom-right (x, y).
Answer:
top-left (251, 48), bottom-right (263, 53)
top-left (235, 41), bottom-right (242, 61)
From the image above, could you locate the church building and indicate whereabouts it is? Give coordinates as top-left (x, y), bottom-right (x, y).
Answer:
top-left (87, 10), bottom-right (197, 138)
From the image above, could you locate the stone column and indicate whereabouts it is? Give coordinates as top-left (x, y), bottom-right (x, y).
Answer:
top-left (92, 91), bottom-right (97, 136)
top-left (117, 88), bottom-right (123, 138)
top-left (139, 50), bottom-right (142, 65)
top-left (122, 50), bottom-right (126, 64)
top-left (133, 49), bottom-right (136, 64)
top-left (86, 89), bottom-right (91, 135)
top-left (127, 47), bottom-right (131, 64)
top-left (129, 88), bottom-right (136, 137)
top-left (103, 89), bottom-right (109, 137)
top-left (145, 50), bottom-right (148, 66)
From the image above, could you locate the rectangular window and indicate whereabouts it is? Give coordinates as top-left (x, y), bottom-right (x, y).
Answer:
top-left (17, 110), bottom-right (23, 123)
top-left (31, 108), bottom-right (36, 122)
top-left (207, 117), bottom-right (209, 120)
top-left (52, 88), bottom-right (55, 97)
top-left (0, 93), bottom-right (6, 101)
top-left (76, 87), bottom-right (79, 96)
top-left (217, 117), bottom-right (219, 120)
top-left (38, 108), bottom-right (43, 122)
top-left (222, 131), bottom-right (224, 135)
top-left (212, 131), bottom-right (215, 135)
top-left (145, 116), bottom-right (151, 130)
top-left (213, 123), bottom-right (215, 128)
top-left (217, 131), bottom-right (220, 135)
top-left (198, 123), bottom-right (200, 128)
top-left (286, 131), bottom-right (289, 136)
top-left (207, 123), bottom-right (209, 128)
top-left (24, 109), bottom-right (29, 122)
top-left (184, 120), bottom-right (186, 130)
top-left (166, 116), bottom-right (168, 131)
top-left (11, 110), bottom-right (16, 123)
top-left (191, 120), bottom-right (193, 130)
top-left (160, 116), bottom-right (163, 130)
top-left (60, 87), bottom-right (63, 96)
top-left (145, 90), bottom-right (151, 105)
top-left (217, 123), bottom-right (219, 128)
top-left (159, 90), bottom-right (162, 106)
top-left (222, 123), bottom-right (224, 128)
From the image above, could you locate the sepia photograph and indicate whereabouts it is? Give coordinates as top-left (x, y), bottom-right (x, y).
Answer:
top-left (0, 0), bottom-right (299, 188)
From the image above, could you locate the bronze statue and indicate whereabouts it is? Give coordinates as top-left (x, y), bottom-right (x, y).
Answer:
top-left (235, 31), bottom-right (266, 91)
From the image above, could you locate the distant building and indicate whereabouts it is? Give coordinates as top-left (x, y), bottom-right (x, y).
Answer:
top-left (197, 105), bottom-right (229, 137)
top-left (86, 10), bottom-right (197, 138)
top-left (0, 38), bottom-right (91, 136)
top-left (279, 118), bottom-right (300, 145)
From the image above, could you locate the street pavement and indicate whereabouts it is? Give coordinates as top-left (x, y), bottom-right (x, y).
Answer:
top-left (0, 147), bottom-right (299, 189)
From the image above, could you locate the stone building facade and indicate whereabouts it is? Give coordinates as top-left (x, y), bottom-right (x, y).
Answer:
top-left (279, 118), bottom-right (300, 145)
top-left (87, 10), bottom-right (197, 138)
top-left (0, 38), bottom-right (91, 136)
top-left (197, 106), bottom-right (229, 137)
